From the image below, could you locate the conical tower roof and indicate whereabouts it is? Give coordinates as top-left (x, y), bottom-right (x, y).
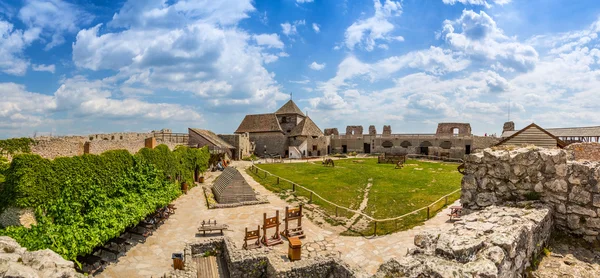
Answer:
top-left (275, 100), bottom-right (305, 116)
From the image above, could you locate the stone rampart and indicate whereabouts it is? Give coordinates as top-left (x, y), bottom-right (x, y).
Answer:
top-left (374, 205), bottom-right (553, 278)
top-left (462, 147), bottom-right (600, 242)
top-left (31, 132), bottom-right (186, 160)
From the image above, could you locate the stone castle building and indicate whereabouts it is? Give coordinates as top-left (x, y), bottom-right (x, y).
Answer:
top-left (234, 100), bottom-right (327, 157)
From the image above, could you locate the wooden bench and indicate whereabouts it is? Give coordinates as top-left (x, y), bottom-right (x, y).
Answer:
top-left (197, 220), bottom-right (228, 236)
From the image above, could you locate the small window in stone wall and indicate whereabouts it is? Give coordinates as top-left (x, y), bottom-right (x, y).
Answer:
top-left (120, 135), bottom-right (123, 140)
top-left (382, 141), bottom-right (393, 148)
top-left (111, 135), bottom-right (115, 140)
top-left (400, 141), bottom-right (412, 148)
top-left (287, 130), bottom-right (291, 133)
top-left (440, 141), bottom-right (452, 149)
top-left (89, 136), bottom-right (93, 141)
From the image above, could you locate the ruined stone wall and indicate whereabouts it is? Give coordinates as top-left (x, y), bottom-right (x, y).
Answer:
top-left (345, 126), bottom-right (363, 137)
top-left (503, 121), bottom-right (515, 132)
top-left (31, 137), bottom-right (84, 159)
top-left (436, 122), bottom-right (472, 136)
top-left (382, 125), bottom-right (391, 136)
top-left (374, 205), bottom-right (553, 278)
top-left (565, 142), bottom-right (600, 161)
top-left (165, 237), bottom-right (355, 278)
top-left (323, 128), bottom-right (339, 136)
top-left (368, 125), bottom-right (376, 135)
top-left (306, 136), bottom-right (330, 156)
top-left (462, 147), bottom-right (600, 242)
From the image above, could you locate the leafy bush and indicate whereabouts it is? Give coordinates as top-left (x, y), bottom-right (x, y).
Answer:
top-left (0, 138), bottom-right (35, 156)
top-left (0, 145), bottom-right (208, 261)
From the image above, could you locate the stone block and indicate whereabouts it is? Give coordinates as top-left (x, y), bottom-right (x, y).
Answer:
top-left (569, 186), bottom-right (592, 205)
top-left (568, 205), bottom-right (597, 217)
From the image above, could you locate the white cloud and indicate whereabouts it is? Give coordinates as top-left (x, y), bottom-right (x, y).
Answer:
top-left (18, 0), bottom-right (93, 50)
top-left (441, 0), bottom-right (511, 8)
top-left (32, 64), bottom-right (55, 73)
top-left (296, 0), bottom-right (314, 3)
top-left (73, 0), bottom-right (282, 110)
top-left (312, 23), bottom-right (320, 33)
top-left (0, 20), bottom-right (38, 75)
top-left (344, 0), bottom-right (402, 51)
top-left (281, 20), bottom-right (306, 36)
top-left (441, 10), bottom-right (538, 72)
top-left (253, 33), bottom-right (284, 49)
top-left (309, 62), bottom-right (326, 70)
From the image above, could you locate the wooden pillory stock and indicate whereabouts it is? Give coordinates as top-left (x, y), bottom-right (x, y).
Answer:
top-left (262, 211), bottom-right (283, 246)
top-left (243, 226), bottom-right (261, 250)
top-left (281, 205), bottom-right (305, 239)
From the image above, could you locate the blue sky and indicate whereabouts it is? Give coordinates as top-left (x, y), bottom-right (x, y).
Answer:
top-left (2, 0), bottom-right (600, 138)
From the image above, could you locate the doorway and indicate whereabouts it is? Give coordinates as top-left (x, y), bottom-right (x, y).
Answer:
top-left (363, 143), bottom-right (371, 154)
top-left (465, 145), bottom-right (471, 155)
top-left (342, 145), bottom-right (347, 153)
top-left (327, 145), bottom-right (331, 155)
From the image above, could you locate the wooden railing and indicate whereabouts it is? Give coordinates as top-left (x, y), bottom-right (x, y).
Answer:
top-left (249, 165), bottom-right (461, 236)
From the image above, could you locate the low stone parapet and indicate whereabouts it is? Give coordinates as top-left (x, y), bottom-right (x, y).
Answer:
top-left (374, 205), bottom-right (553, 278)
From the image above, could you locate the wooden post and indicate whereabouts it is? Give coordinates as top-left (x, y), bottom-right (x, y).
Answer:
top-left (335, 207), bottom-right (338, 217)
top-left (373, 221), bottom-right (377, 236)
top-left (292, 183), bottom-right (296, 192)
top-left (394, 219), bottom-right (397, 230)
top-left (427, 206), bottom-right (430, 219)
top-left (277, 177), bottom-right (280, 184)
top-left (264, 171), bottom-right (267, 178)
top-left (309, 192), bottom-right (313, 203)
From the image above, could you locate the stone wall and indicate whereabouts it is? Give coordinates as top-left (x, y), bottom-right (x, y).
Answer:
top-left (31, 132), bottom-right (185, 160)
top-left (565, 142), bottom-right (600, 161)
top-left (345, 126), bottom-right (363, 137)
top-left (0, 236), bottom-right (83, 278)
top-left (368, 125), bottom-right (376, 135)
top-left (436, 122), bottom-right (472, 136)
top-left (462, 147), bottom-right (600, 242)
top-left (323, 128), bottom-right (339, 136)
top-left (503, 121), bottom-right (515, 132)
top-left (248, 132), bottom-right (287, 157)
top-left (165, 237), bottom-right (355, 278)
top-left (382, 125), bottom-right (391, 136)
top-left (472, 135), bottom-right (501, 152)
top-left (219, 133), bottom-right (252, 160)
top-left (374, 205), bottom-right (553, 278)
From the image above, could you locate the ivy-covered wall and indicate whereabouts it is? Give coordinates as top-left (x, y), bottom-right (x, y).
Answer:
top-left (0, 145), bottom-right (209, 261)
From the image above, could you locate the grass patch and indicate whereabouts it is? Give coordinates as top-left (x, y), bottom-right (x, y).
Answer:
top-left (249, 158), bottom-right (462, 235)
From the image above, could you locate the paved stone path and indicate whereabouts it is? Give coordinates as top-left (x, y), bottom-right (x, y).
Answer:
top-left (98, 162), bottom-right (459, 278)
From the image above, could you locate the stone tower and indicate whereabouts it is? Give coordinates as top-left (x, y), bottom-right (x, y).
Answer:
top-left (503, 121), bottom-right (515, 132)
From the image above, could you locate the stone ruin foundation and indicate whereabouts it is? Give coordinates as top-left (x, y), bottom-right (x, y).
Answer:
top-left (165, 237), bottom-right (355, 278)
top-left (462, 147), bottom-right (600, 242)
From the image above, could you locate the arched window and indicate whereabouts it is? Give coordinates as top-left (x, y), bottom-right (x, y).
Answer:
top-left (420, 141), bottom-right (432, 147)
top-left (453, 128), bottom-right (459, 136)
top-left (400, 141), bottom-right (412, 148)
top-left (382, 141), bottom-right (393, 148)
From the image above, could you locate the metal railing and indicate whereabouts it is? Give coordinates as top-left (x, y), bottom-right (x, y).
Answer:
top-left (248, 165), bottom-right (461, 236)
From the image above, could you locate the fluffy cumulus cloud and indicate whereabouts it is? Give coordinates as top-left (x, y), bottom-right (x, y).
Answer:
top-left (281, 20), bottom-right (305, 36)
top-left (18, 0), bottom-right (93, 50)
top-left (73, 0), bottom-right (285, 111)
top-left (309, 62), bottom-right (326, 70)
top-left (441, 10), bottom-right (538, 72)
top-left (0, 76), bottom-right (201, 135)
top-left (344, 0), bottom-right (403, 51)
top-left (0, 20), bottom-right (38, 75)
top-left (296, 0), bottom-right (314, 3)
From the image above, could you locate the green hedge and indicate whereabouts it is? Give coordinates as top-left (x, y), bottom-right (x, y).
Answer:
top-left (0, 138), bottom-right (35, 156)
top-left (0, 145), bottom-right (209, 261)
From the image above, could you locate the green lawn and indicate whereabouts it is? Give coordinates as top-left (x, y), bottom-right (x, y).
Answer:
top-left (247, 158), bottom-right (462, 235)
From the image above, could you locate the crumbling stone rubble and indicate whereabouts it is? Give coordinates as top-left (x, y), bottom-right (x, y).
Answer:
top-left (374, 205), bottom-right (553, 278)
top-left (0, 236), bottom-right (83, 278)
